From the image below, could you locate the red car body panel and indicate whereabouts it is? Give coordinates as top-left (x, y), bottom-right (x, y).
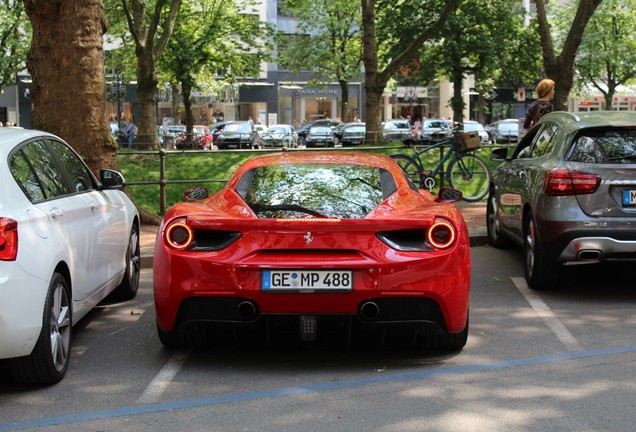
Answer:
top-left (153, 152), bottom-right (470, 340)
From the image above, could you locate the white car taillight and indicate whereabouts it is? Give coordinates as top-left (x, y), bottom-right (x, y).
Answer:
top-left (0, 217), bottom-right (18, 261)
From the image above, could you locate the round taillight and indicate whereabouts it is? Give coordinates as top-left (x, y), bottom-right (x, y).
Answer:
top-left (165, 222), bottom-right (193, 250)
top-left (427, 221), bottom-right (456, 249)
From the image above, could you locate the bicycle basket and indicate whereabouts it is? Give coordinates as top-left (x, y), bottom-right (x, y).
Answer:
top-left (454, 132), bottom-right (481, 152)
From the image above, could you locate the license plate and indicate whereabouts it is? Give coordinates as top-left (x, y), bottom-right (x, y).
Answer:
top-left (622, 189), bottom-right (636, 206)
top-left (261, 270), bottom-right (353, 293)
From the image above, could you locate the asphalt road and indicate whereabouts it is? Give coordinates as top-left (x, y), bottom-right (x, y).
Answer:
top-left (1, 246), bottom-right (635, 432)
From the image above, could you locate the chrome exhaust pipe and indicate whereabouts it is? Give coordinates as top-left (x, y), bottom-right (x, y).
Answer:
top-left (576, 249), bottom-right (601, 262)
top-left (360, 301), bottom-right (380, 321)
top-left (237, 301), bottom-right (257, 320)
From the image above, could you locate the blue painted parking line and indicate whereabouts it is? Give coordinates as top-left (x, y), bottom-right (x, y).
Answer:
top-left (2, 344), bottom-right (636, 431)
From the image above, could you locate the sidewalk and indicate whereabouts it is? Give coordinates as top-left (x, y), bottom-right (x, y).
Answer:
top-left (139, 201), bottom-right (487, 269)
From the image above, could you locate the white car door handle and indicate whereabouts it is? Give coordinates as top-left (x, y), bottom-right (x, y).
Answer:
top-left (49, 208), bottom-right (64, 219)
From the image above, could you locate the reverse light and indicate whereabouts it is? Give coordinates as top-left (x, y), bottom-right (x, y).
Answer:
top-left (165, 221), bottom-right (194, 250)
top-left (544, 168), bottom-right (600, 196)
top-left (0, 218), bottom-right (18, 261)
top-left (427, 219), bottom-right (456, 249)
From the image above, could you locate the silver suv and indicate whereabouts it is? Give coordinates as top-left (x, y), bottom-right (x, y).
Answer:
top-left (487, 111), bottom-right (636, 290)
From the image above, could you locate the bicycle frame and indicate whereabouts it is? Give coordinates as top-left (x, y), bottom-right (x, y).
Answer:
top-left (412, 138), bottom-right (463, 186)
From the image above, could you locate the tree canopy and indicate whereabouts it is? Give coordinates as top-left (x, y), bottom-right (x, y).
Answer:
top-left (574, 0), bottom-right (636, 109)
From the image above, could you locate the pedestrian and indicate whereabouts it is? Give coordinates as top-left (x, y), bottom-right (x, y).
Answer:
top-left (123, 119), bottom-right (137, 149)
top-left (524, 78), bottom-right (555, 129)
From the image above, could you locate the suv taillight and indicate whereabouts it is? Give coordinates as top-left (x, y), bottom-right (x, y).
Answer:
top-left (544, 168), bottom-right (600, 196)
top-left (0, 218), bottom-right (18, 261)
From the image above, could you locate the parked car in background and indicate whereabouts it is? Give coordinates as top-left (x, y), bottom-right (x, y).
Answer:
top-left (217, 121), bottom-right (260, 150)
top-left (487, 111), bottom-right (636, 291)
top-left (486, 119), bottom-right (519, 143)
top-left (297, 119), bottom-right (343, 144)
top-left (462, 120), bottom-right (490, 144)
top-left (174, 125), bottom-right (213, 150)
top-left (418, 118), bottom-right (453, 144)
top-left (153, 152), bottom-right (470, 350)
top-left (332, 122), bottom-right (350, 143)
top-left (162, 124), bottom-right (187, 148)
top-left (304, 125), bottom-right (336, 148)
top-left (340, 123), bottom-right (366, 147)
top-left (254, 123), bottom-right (268, 137)
top-left (261, 124), bottom-right (299, 148)
top-left (0, 128), bottom-right (140, 384)
top-left (382, 119), bottom-right (412, 143)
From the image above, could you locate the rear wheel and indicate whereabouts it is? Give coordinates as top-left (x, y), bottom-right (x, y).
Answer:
top-left (10, 273), bottom-right (72, 384)
top-left (419, 315), bottom-right (469, 351)
top-left (524, 215), bottom-right (560, 290)
top-left (390, 154), bottom-right (424, 188)
top-left (447, 154), bottom-right (490, 202)
top-left (112, 224), bottom-right (140, 300)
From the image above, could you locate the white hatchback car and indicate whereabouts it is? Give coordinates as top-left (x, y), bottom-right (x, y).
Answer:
top-left (0, 128), bottom-right (140, 384)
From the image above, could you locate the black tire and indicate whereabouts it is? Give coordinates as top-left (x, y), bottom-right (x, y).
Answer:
top-left (9, 273), bottom-right (72, 385)
top-left (390, 154), bottom-right (424, 188)
top-left (524, 215), bottom-right (560, 290)
top-left (486, 188), bottom-right (512, 248)
top-left (112, 224), bottom-right (141, 301)
top-left (157, 323), bottom-right (180, 350)
top-left (419, 314), bottom-right (469, 351)
top-left (447, 154), bottom-right (490, 202)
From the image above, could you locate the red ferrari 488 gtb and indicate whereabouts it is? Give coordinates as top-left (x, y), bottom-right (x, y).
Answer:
top-left (153, 152), bottom-right (470, 350)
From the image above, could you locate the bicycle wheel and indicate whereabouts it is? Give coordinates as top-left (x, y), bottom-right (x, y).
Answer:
top-left (447, 154), bottom-right (490, 202)
top-left (390, 154), bottom-right (424, 188)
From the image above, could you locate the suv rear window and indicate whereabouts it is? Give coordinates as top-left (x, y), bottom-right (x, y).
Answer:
top-left (569, 128), bottom-right (636, 164)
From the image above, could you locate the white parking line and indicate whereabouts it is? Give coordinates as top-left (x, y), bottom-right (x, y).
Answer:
top-left (137, 351), bottom-right (190, 404)
top-left (511, 277), bottom-right (583, 352)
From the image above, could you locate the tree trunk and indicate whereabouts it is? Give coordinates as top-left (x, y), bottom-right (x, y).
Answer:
top-left (535, 0), bottom-right (603, 111)
top-left (361, 0), bottom-right (382, 142)
top-left (24, 0), bottom-right (118, 174)
top-left (339, 79), bottom-right (349, 122)
top-left (136, 50), bottom-right (160, 150)
top-left (361, 0), bottom-right (457, 143)
top-left (182, 81), bottom-right (194, 133)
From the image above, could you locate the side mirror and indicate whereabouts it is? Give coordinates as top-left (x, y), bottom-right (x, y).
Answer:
top-left (100, 169), bottom-right (125, 190)
top-left (491, 147), bottom-right (509, 161)
top-left (184, 186), bottom-right (209, 201)
top-left (437, 187), bottom-right (463, 203)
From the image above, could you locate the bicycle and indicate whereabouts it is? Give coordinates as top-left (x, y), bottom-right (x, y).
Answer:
top-left (390, 129), bottom-right (491, 202)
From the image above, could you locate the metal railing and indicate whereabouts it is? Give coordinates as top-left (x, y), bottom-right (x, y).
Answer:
top-left (118, 139), bottom-right (516, 214)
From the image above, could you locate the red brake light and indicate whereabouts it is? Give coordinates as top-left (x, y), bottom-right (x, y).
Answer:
top-left (165, 221), bottom-right (194, 250)
top-left (544, 168), bottom-right (600, 196)
top-left (427, 219), bottom-right (456, 249)
top-left (0, 218), bottom-right (18, 261)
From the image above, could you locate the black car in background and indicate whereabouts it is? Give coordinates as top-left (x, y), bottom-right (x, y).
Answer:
top-left (216, 121), bottom-right (260, 150)
top-left (304, 125), bottom-right (336, 148)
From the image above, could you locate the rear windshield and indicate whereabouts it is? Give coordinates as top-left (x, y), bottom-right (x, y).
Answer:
top-left (569, 128), bottom-right (636, 164)
top-left (241, 164), bottom-right (391, 219)
top-left (225, 122), bottom-right (251, 133)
